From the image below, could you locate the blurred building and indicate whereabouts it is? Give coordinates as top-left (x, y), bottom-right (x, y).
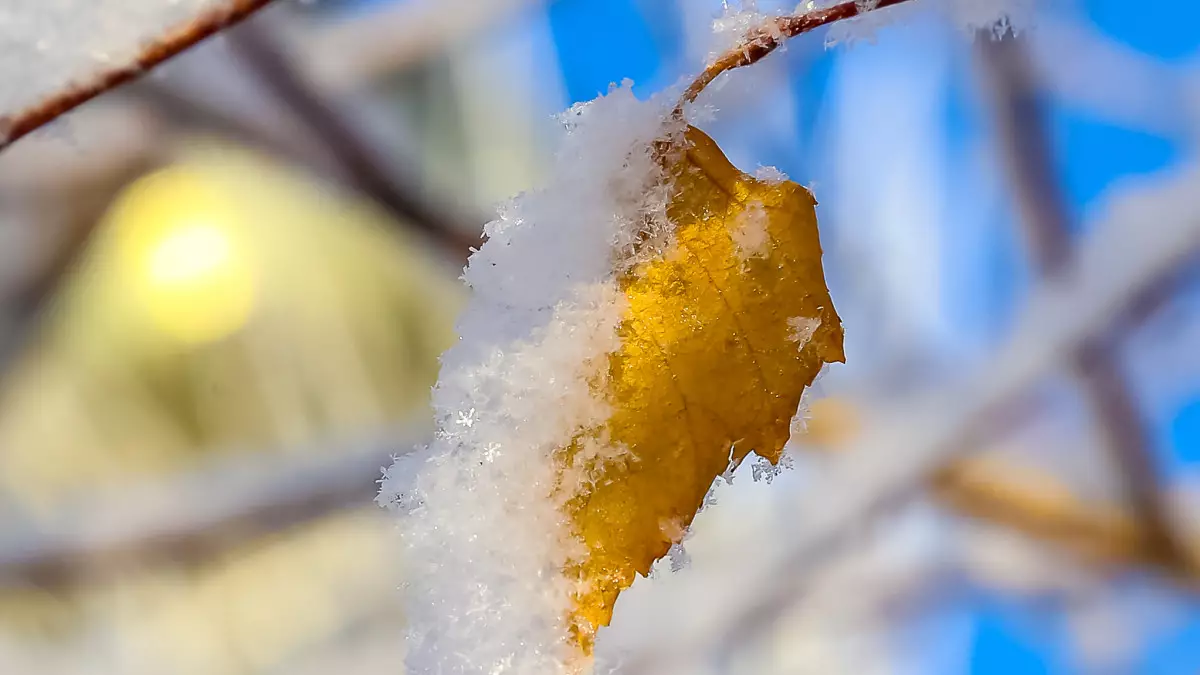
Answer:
top-left (0, 139), bottom-right (462, 673)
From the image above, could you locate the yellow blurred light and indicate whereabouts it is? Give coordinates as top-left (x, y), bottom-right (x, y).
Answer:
top-left (146, 223), bottom-right (232, 287)
top-left (138, 220), bottom-right (253, 347)
top-left (104, 167), bottom-right (258, 348)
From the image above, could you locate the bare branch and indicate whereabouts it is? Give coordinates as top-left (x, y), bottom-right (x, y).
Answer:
top-left (935, 458), bottom-right (1197, 581)
top-left (298, 0), bottom-right (549, 91)
top-left (0, 5), bottom-right (485, 398)
top-left (0, 109), bottom-right (162, 378)
top-left (976, 34), bottom-right (1195, 572)
top-left (0, 427), bottom-right (421, 588)
top-left (0, 0), bottom-right (277, 152)
top-left (225, 19), bottom-right (482, 260)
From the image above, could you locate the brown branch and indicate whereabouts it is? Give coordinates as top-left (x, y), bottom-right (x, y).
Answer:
top-left (975, 34), bottom-right (1196, 573)
top-left (0, 124), bottom-right (163, 382)
top-left (301, 0), bottom-right (551, 91)
top-left (225, 20), bottom-right (481, 261)
top-left (935, 458), bottom-right (1198, 582)
top-left (704, 456), bottom-right (1196, 675)
top-left (676, 0), bottom-right (916, 112)
top-left (0, 195), bottom-right (120, 376)
top-left (803, 401), bottom-right (1200, 582)
top-left (0, 2), bottom-right (482, 392)
top-left (0, 0), bottom-right (277, 152)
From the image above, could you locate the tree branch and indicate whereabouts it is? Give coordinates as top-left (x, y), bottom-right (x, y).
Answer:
top-left (0, 0), bottom-right (277, 152)
top-left (0, 3), bottom-right (486, 398)
top-left (975, 33), bottom-right (1195, 573)
top-left (225, 19), bottom-right (482, 260)
top-left (0, 427), bottom-right (419, 588)
top-left (677, 0), bottom-right (916, 111)
top-left (935, 457), bottom-right (1197, 581)
top-left (298, 0), bottom-right (550, 91)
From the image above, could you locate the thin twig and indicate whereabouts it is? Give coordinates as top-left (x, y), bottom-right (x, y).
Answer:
top-left (128, 15), bottom-right (486, 259)
top-left (0, 0), bottom-right (277, 152)
top-left (935, 457), bottom-right (1196, 581)
top-left (0, 138), bottom-right (162, 381)
top-left (804, 399), bottom-right (1199, 581)
top-left (299, 0), bottom-right (551, 91)
top-left (226, 20), bottom-right (481, 260)
top-left (676, 0), bottom-right (915, 112)
top-left (0, 202), bottom-right (115, 375)
top-left (976, 33), bottom-right (1195, 572)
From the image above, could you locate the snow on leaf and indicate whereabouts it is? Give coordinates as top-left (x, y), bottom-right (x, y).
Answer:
top-left (380, 84), bottom-right (686, 675)
top-left (381, 81), bottom-right (846, 675)
top-left (558, 125), bottom-right (845, 653)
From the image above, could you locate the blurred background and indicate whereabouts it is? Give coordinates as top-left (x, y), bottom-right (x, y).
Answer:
top-left (0, 0), bottom-right (1198, 673)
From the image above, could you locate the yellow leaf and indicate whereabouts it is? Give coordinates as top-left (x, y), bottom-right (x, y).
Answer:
top-left (557, 126), bottom-right (845, 652)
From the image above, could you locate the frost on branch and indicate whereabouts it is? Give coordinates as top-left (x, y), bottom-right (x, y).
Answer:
top-left (822, 0), bottom-right (1036, 46)
top-left (702, 0), bottom-right (1036, 57)
top-left (0, 0), bottom-right (230, 141)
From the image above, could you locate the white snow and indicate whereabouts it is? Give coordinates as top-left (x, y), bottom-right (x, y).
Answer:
top-left (731, 200), bottom-right (772, 258)
top-left (378, 83), bottom-right (687, 674)
top-left (786, 315), bottom-right (823, 347)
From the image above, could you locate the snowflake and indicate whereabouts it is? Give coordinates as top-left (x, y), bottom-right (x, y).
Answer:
top-left (787, 316), bottom-right (822, 348)
top-left (456, 407), bottom-right (478, 428)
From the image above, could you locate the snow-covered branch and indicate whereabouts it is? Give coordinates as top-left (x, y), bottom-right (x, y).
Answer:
top-left (0, 0), bottom-right (275, 151)
top-left (0, 427), bottom-right (414, 587)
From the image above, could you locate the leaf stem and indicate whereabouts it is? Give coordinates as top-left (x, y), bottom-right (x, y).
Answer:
top-left (676, 0), bottom-right (916, 114)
